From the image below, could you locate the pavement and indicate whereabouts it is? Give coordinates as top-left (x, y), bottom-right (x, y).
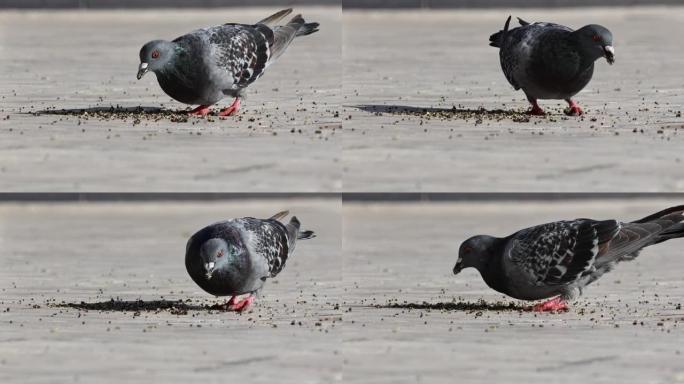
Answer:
top-left (343, 7), bottom-right (684, 191)
top-left (342, 198), bottom-right (684, 384)
top-left (0, 199), bottom-right (342, 383)
top-left (0, 7), bottom-right (341, 192)
top-left (1, 197), bottom-right (682, 383)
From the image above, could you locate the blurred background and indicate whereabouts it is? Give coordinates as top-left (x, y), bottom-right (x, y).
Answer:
top-left (0, 0), bottom-right (679, 8)
top-left (0, 0), bottom-right (338, 8)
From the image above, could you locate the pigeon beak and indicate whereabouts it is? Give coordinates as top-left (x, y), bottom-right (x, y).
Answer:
top-left (603, 46), bottom-right (615, 65)
top-left (453, 260), bottom-right (464, 275)
top-left (137, 62), bottom-right (149, 80)
top-left (204, 261), bottom-right (215, 279)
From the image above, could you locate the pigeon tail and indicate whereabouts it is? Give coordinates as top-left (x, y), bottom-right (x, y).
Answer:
top-left (489, 15), bottom-right (512, 48)
top-left (632, 205), bottom-right (684, 224)
top-left (257, 8), bottom-right (293, 27)
top-left (269, 210), bottom-right (290, 221)
top-left (269, 14), bottom-right (319, 62)
top-left (632, 205), bottom-right (684, 245)
top-left (297, 230), bottom-right (316, 240)
top-left (655, 223), bottom-right (684, 244)
top-left (284, 216), bottom-right (315, 253)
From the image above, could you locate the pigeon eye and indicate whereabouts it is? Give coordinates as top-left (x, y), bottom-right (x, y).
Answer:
top-left (216, 249), bottom-right (224, 258)
top-left (592, 35), bottom-right (601, 42)
top-left (151, 50), bottom-right (160, 59)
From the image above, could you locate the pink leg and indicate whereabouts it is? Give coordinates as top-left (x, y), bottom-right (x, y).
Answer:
top-left (228, 294), bottom-right (254, 312)
top-left (532, 296), bottom-right (569, 312)
top-left (218, 98), bottom-right (241, 117)
top-left (565, 99), bottom-right (583, 116)
top-left (188, 105), bottom-right (211, 116)
top-left (527, 99), bottom-right (545, 116)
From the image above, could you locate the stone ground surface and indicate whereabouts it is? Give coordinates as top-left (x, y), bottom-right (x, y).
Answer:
top-left (0, 7), bottom-right (341, 192)
top-left (342, 198), bottom-right (684, 384)
top-left (343, 7), bottom-right (684, 191)
top-left (0, 199), bottom-right (342, 383)
top-left (1, 197), bottom-right (682, 383)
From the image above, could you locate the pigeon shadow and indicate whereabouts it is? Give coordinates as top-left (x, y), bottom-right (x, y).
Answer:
top-left (377, 300), bottom-right (527, 312)
top-left (53, 299), bottom-right (233, 315)
top-left (30, 105), bottom-right (188, 117)
top-left (352, 104), bottom-right (531, 121)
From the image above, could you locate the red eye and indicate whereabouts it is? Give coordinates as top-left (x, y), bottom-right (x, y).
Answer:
top-left (592, 35), bottom-right (601, 42)
top-left (463, 245), bottom-right (473, 253)
top-left (151, 50), bottom-right (160, 59)
top-left (216, 249), bottom-right (224, 258)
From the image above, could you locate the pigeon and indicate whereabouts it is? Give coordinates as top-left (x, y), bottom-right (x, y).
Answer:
top-left (489, 16), bottom-right (614, 116)
top-left (185, 210), bottom-right (315, 312)
top-left (137, 9), bottom-right (319, 117)
top-left (453, 205), bottom-right (684, 312)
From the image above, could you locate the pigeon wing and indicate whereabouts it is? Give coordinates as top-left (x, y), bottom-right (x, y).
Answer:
top-left (205, 24), bottom-right (272, 89)
top-left (499, 22), bottom-right (574, 91)
top-left (506, 219), bottom-right (620, 286)
top-left (238, 217), bottom-right (291, 278)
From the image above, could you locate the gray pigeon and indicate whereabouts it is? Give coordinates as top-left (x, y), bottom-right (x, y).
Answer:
top-left (137, 9), bottom-right (319, 117)
top-left (453, 205), bottom-right (684, 312)
top-left (489, 16), bottom-right (614, 116)
top-left (185, 210), bottom-right (315, 311)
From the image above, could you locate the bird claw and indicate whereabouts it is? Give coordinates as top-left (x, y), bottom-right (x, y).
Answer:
top-left (188, 105), bottom-right (211, 117)
top-left (527, 104), bottom-right (545, 116)
top-left (564, 105), bottom-right (583, 116)
top-left (218, 99), bottom-right (241, 117)
top-left (531, 297), bottom-right (569, 312)
top-left (227, 295), bottom-right (254, 312)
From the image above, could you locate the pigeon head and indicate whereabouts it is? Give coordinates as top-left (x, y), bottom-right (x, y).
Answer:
top-left (573, 25), bottom-right (614, 65)
top-left (199, 238), bottom-right (242, 280)
top-left (137, 40), bottom-right (176, 80)
top-left (453, 235), bottom-right (499, 275)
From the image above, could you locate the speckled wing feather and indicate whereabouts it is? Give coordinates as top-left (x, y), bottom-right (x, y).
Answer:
top-left (506, 219), bottom-right (621, 285)
top-left (203, 24), bottom-right (272, 89)
top-left (236, 217), bottom-right (291, 278)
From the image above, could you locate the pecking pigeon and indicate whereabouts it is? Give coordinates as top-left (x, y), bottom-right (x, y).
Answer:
top-left (489, 16), bottom-right (614, 116)
top-left (137, 9), bottom-right (319, 117)
top-left (453, 205), bottom-right (684, 312)
top-left (185, 210), bottom-right (315, 312)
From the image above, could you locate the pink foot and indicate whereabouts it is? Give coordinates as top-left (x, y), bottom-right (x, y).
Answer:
top-left (564, 99), bottom-right (583, 116)
top-left (218, 98), bottom-right (241, 117)
top-left (532, 297), bottom-right (569, 312)
top-left (189, 105), bottom-right (211, 116)
top-left (227, 294), bottom-right (254, 312)
top-left (527, 100), bottom-right (545, 116)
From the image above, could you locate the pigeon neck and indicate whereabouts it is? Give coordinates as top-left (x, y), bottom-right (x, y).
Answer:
top-left (475, 237), bottom-right (508, 293)
top-left (570, 32), bottom-right (603, 69)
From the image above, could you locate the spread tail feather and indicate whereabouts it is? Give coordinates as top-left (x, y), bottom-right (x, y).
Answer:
top-left (656, 223), bottom-right (684, 243)
top-left (269, 14), bottom-right (319, 62)
top-left (632, 205), bottom-right (684, 245)
top-left (489, 15), bottom-right (511, 48)
top-left (517, 17), bottom-right (530, 26)
top-left (285, 216), bottom-right (315, 253)
top-left (298, 230), bottom-right (316, 240)
top-left (633, 205), bottom-right (684, 224)
top-left (269, 210), bottom-right (289, 221)
top-left (257, 8), bottom-right (293, 26)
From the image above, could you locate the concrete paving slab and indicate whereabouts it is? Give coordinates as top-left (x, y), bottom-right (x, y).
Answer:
top-left (342, 198), bottom-right (684, 383)
top-left (0, 7), bottom-right (341, 192)
top-left (343, 7), bottom-right (684, 191)
top-left (0, 198), bottom-right (342, 383)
